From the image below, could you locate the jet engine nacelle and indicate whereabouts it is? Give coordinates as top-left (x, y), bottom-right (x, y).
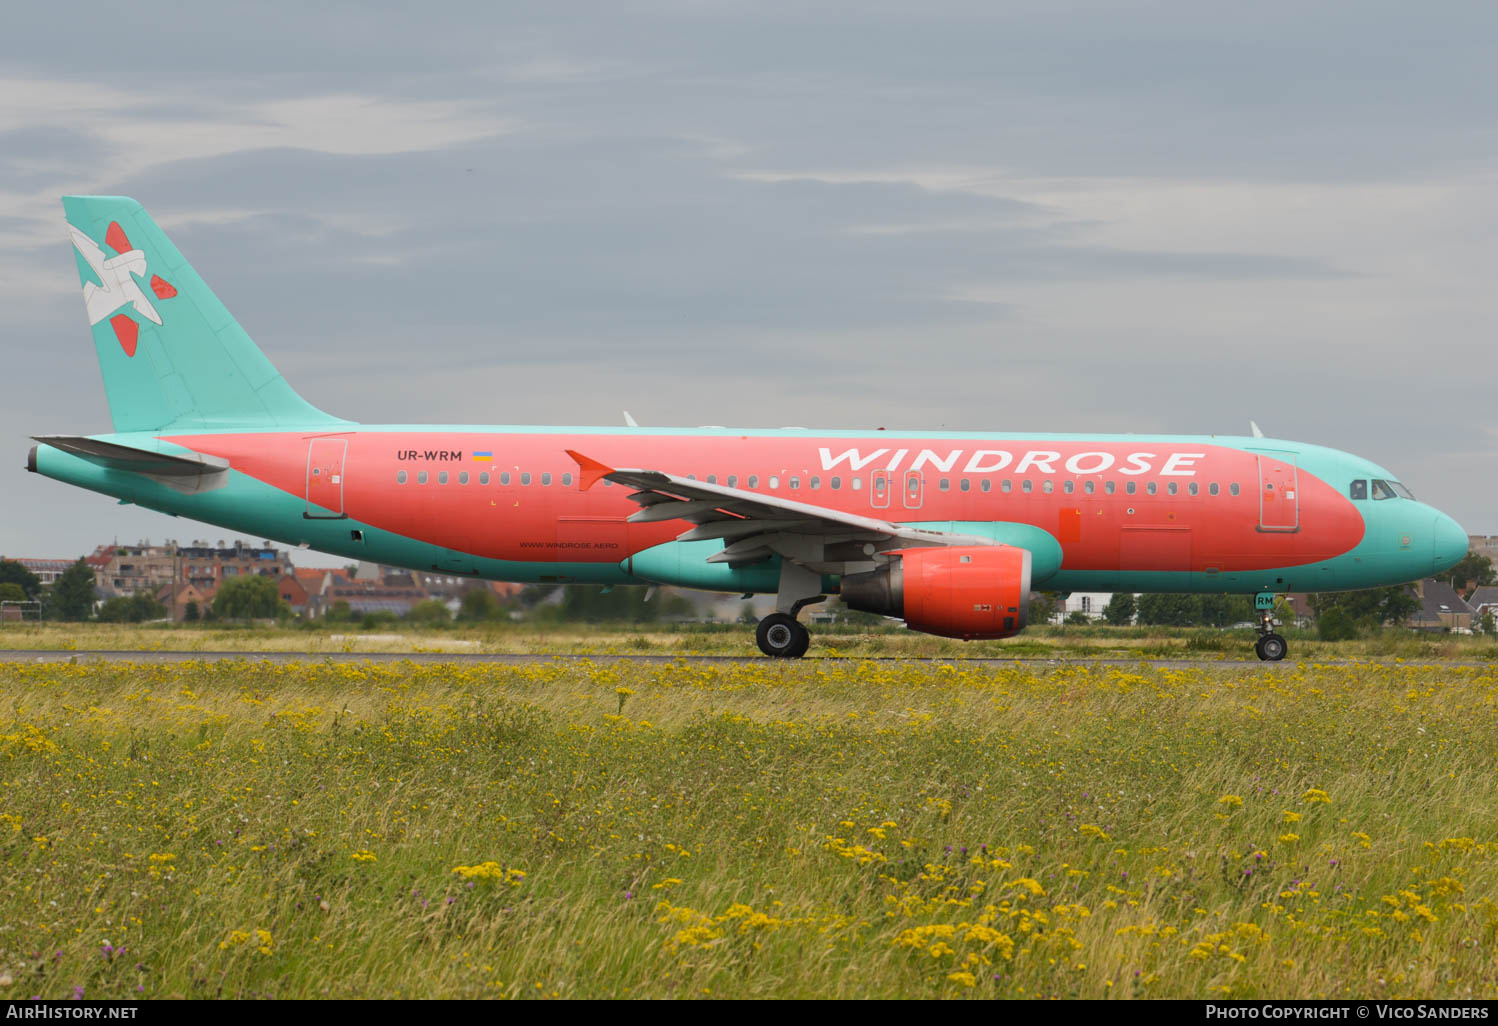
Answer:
top-left (840, 545), bottom-right (1032, 640)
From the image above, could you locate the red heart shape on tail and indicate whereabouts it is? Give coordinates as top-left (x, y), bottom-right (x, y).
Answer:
top-left (111, 314), bottom-right (138, 357)
top-left (106, 222), bottom-right (132, 254)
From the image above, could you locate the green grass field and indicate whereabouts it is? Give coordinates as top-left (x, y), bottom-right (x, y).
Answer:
top-left (2, 656), bottom-right (1497, 999)
top-left (5, 618), bottom-right (1498, 662)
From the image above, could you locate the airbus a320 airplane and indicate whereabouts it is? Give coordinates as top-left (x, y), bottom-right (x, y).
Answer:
top-left (27, 197), bottom-right (1469, 660)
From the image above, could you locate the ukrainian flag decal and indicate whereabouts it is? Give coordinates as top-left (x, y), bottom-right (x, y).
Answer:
top-left (473, 451), bottom-right (493, 461)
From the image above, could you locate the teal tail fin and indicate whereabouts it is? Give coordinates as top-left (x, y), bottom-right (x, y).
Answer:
top-left (62, 195), bottom-right (348, 433)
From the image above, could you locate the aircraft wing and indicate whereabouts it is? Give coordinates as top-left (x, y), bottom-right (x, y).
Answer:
top-left (567, 449), bottom-right (997, 574)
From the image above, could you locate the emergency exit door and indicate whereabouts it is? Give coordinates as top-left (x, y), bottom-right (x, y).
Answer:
top-left (305, 438), bottom-right (348, 519)
top-left (1255, 452), bottom-right (1299, 532)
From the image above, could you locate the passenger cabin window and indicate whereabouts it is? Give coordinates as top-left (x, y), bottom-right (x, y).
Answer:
top-left (1062, 480), bottom-right (1073, 494)
top-left (1105, 481), bottom-right (1116, 495)
top-left (810, 476), bottom-right (820, 489)
top-left (1022, 480), bottom-right (1033, 493)
top-left (1145, 482), bottom-right (1157, 496)
top-left (1230, 483), bottom-right (1240, 496)
top-left (438, 471), bottom-right (449, 485)
top-left (458, 472), bottom-right (469, 485)
top-left (769, 476), bottom-right (780, 489)
top-left (1187, 482), bottom-right (1197, 496)
top-left (830, 476), bottom-right (841, 490)
top-left (707, 475), bottom-right (717, 484)
top-left (521, 472), bottom-right (531, 485)
top-left (981, 479), bottom-right (992, 493)
top-left (1083, 480), bottom-right (1094, 495)
top-left (1125, 481), bottom-right (1136, 495)
top-left (961, 478), bottom-right (971, 492)
top-left (1167, 482), bottom-right (1178, 496)
top-left (479, 472), bottom-right (490, 485)
top-left (1371, 479), bottom-right (1398, 501)
top-left (852, 477), bottom-right (862, 490)
top-left (1042, 480), bottom-right (1053, 494)
top-left (397, 470), bottom-right (407, 484)
top-left (939, 478), bottom-right (950, 492)
top-left (418, 471), bottom-right (428, 484)
top-left (500, 472), bottom-right (511, 485)
top-left (562, 473), bottom-right (573, 487)
top-left (1209, 482), bottom-right (1219, 496)
top-left (1349, 479), bottom-right (1368, 500)
top-left (541, 472), bottom-right (552, 486)
top-left (727, 475), bottom-right (738, 488)
top-left (748, 475), bottom-right (759, 488)
top-left (1001, 480), bottom-right (1012, 493)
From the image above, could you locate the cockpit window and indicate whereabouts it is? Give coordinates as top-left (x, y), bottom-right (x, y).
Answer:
top-left (1349, 479), bottom-right (1367, 501)
top-left (1370, 479), bottom-right (1398, 501)
top-left (1392, 481), bottom-right (1415, 500)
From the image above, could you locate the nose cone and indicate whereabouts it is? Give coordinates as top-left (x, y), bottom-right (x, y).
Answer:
top-left (1431, 512), bottom-right (1468, 575)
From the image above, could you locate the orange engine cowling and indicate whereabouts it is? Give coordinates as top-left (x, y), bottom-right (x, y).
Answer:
top-left (840, 545), bottom-right (1032, 640)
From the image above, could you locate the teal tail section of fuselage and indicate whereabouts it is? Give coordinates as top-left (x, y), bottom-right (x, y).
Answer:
top-left (62, 195), bottom-right (347, 433)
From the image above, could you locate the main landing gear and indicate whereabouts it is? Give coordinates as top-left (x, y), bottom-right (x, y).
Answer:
top-left (757, 613), bottom-right (810, 658)
top-left (1253, 595), bottom-right (1288, 662)
top-left (756, 562), bottom-right (823, 659)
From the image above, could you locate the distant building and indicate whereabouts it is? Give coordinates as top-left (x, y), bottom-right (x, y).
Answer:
top-left (1468, 536), bottom-right (1498, 565)
top-left (1467, 586), bottom-right (1498, 628)
top-left (1, 557), bottom-right (76, 586)
top-left (1061, 593), bottom-right (1113, 620)
top-left (1407, 579), bottom-right (1474, 633)
top-left (85, 539), bottom-right (293, 620)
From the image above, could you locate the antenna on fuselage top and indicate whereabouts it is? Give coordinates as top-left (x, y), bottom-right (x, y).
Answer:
top-left (1250, 420), bottom-right (1264, 438)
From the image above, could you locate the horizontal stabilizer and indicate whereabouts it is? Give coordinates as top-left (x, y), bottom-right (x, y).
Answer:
top-left (34, 435), bottom-right (229, 475)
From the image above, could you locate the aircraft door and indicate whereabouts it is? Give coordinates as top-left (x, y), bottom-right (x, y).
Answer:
top-left (871, 470), bottom-right (891, 509)
top-left (903, 471), bottom-right (923, 510)
top-left (1256, 452), bottom-right (1299, 532)
top-left (305, 438), bottom-right (348, 519)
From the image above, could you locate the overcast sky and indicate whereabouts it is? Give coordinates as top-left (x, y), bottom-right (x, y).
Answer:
top-left (3, 1), bottom-right (1496, 566)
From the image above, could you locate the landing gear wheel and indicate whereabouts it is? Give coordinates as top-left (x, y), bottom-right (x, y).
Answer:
top-left (1256, 633), bottom-right (1288, 662)
top-left (757, 613), bottom-right (809, 659)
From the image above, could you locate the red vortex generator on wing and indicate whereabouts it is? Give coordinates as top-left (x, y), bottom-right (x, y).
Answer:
top-left (840, 546), bottom-right (1032, 640)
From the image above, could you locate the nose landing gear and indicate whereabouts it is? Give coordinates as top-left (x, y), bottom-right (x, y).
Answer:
top-left (1253, 594), bottom-right (1288, 661)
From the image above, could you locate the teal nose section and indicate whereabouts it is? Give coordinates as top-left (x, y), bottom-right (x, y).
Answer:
top-left (1431, 512), bottom-right (1467, 575)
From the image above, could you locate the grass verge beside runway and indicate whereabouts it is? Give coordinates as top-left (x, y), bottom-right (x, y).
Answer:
top-left (1, 658), bottom-right (1496, 998)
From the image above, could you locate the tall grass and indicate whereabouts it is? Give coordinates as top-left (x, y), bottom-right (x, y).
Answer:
top-left (1, 658), bottom-right (1496, 998)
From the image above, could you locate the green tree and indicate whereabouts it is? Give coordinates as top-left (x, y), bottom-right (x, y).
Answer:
top-left (1316, 605), bottom-right (1359, 641)
top-left (0, 582), bottom-right (25, 604)
top-left (1482, 610), bottom-right (1496, 637)
top-left (97, 593), bottom-right (168, 623)
top-left (1309, 587), bottom-right (1419, 628)
top-left (1028, 592), bottom-right (1059, 625)
top-left (457, 587), bottom-right (504, 622)
top-left (212, 574), bottom-right (283, 619)
top-left (1065, 610), bottom-right (1090, 625)
top-left (1197, 594), bottom-right (1254, 628)
top-left (1135, 593), bottom-right (1200, 627)
top-left (0, 559), bottom-right (43, 600)
top-left (405, 599), bottom-right (452, 625)
top-left (46, 559), bottom-right (96, 621)
top-left (1102, 592), bottom-right (1137, 626)
top-left (1444, 552), bottom-right (1496, 598)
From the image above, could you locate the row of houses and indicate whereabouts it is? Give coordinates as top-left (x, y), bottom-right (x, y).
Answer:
top-left (5, 541), bottom-right (520, 621)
